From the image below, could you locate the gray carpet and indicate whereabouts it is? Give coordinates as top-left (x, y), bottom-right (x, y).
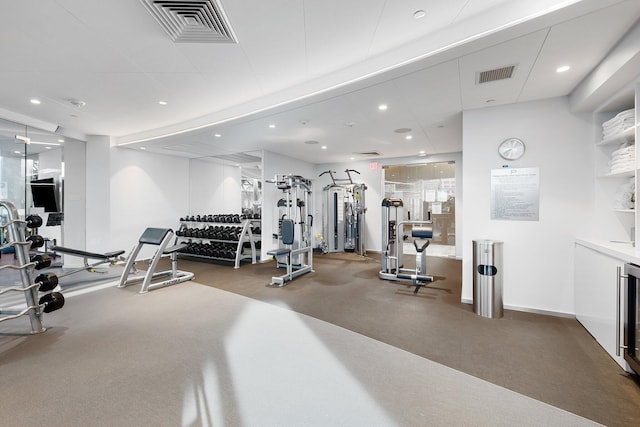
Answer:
top-left (172, 253), bottom-right (640, 426)
top-left (1, 281), bottom-right (599, 426)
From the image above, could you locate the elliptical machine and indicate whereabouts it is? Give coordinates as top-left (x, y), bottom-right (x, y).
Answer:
top-left (379, 198), bottom-right (434, 293)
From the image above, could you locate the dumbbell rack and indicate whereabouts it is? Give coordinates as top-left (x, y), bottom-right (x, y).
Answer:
top-left (175, 215), bottom-right (261, 269)
top-left (0, 201), bottom-right (62, 334)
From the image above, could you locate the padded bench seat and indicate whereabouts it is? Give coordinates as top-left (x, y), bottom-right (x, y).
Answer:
top-left (267, 248), bottom-right (292, 256)
top-left (52, 246), bottom-right (125, 260)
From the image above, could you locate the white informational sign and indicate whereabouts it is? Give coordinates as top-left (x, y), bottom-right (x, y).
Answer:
top-left (490, 167), bottom-right (539, 221)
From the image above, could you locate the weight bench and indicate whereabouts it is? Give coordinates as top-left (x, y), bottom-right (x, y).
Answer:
top-left (50, 245), bottom-right (125, 278)
top-left (117, 227), bottom-right (194, 294)
top-left (267, 219), bottom-right (313, 286)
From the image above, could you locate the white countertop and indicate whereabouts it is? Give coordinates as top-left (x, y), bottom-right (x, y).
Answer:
top-left (576, 238), bottom-right (640, 264)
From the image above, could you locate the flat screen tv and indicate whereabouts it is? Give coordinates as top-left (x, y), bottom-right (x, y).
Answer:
top-left (30, 178), bottom-right (59, 213)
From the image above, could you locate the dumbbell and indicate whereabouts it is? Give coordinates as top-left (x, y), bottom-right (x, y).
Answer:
top-left (26, 235), bottom-right (45, 249)
top-left (39, 291), bottom-right (65, 313)
top-left (30, 254), bottom-right (51, 270)
top-left (35, 273), bottom-right (59, 292)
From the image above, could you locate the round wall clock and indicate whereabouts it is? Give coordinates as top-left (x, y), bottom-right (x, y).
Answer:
top-left (498, 138), bottom-right (525, 160)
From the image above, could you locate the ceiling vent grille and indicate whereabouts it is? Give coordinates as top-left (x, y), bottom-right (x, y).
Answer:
top-left (141, 0), bottom-right (237, 43)
top-left (354, 151), bottom-right (382, 156)
top-left (476, 65), bottom-right (516, 84)
top-left (211, 152), bottom-right (262, 164)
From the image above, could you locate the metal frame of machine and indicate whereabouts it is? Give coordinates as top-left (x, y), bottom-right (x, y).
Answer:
top-left (379, 198), bottom-right (434, 293)
top-left (266, 174), bottom-right (314, 286)
top-left (319, 169), bottom-right (366, 255)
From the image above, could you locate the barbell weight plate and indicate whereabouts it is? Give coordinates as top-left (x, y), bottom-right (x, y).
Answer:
top-left (39, 291), bottom-right (65, 313)
top-left (35, 273), bottom-right (59, 292)
top-left (25, 214), bottom-right (43, 228)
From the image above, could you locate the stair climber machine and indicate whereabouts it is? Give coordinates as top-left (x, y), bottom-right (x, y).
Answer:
top-left (379, 198), bottom-right (434, 294)
top-left (319, 169), bottom-right (367, 255)
top-left (266, 174), bottom-right (314, 286)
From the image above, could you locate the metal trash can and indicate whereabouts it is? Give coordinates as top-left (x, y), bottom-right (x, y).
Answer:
top-left (472, 240), bottom-right (503, 318)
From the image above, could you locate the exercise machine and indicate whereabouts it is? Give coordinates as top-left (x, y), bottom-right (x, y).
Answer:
top-left (319, 169), bottom-right (367, 255)
top-left (0, 201), bottom-right (64, 333)
top-left (379, 198), bottom-right (434, 293)
top-left (266, 174), bottom-right (313, 286)
top-left (49, 246), bottom-right (125, 278)
top-left (118, 227), bottom-right (194, 293)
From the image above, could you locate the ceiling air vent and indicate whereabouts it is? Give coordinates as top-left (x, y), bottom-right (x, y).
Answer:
top-left (211, 152), bottom-right (262, 164)
top-left (141, 0), bottom-right (237, 43)
top-left (476, 65), bottom-right (516, 84)
top-left (354, 151), bottom-right (382, 156)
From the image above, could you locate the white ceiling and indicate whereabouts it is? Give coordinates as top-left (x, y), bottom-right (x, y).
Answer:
top-left (0, 0), bottom-right (639, 164)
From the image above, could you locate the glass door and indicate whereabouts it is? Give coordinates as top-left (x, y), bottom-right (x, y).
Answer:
top-left (383, 162), bottom-right (456, 257)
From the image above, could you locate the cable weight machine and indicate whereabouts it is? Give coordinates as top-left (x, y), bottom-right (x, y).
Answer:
top-left (319, 169), bottom-right (366, 255)
top-left (266, 174), bottom-right (314, 286)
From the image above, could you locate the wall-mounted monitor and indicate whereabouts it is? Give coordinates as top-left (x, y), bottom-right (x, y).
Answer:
top-left (30, 177), bottom-right (59, 212)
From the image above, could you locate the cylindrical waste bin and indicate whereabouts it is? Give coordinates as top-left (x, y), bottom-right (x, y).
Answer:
top-left (472, 240), bottom-right (503, 318)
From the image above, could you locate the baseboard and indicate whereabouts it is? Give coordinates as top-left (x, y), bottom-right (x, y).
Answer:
top-left (460, 298), bottom-right (575, 319)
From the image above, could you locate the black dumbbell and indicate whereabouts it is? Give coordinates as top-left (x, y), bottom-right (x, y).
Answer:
top-left (35, 273), bottom-right (59, 292)
top-left (39, 292), bottom-right (65, 313)
top-left (30, 254), bottom-right (51, 270)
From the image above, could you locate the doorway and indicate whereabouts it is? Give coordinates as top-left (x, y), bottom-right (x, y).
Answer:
top-left (383, 162), bottom-right (456, 258)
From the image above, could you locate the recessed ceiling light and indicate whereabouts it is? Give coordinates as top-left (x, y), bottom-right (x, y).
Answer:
top-left (321, 145), bottom-right (327, 150)
top-left (378, 104), bottom-right (388, 111)
top-left (30, 99), bottom-right (41, 105)
top-left (45, 147), bottom-right (52, 150)
top-left (405, 135), bottom-right (413, 140)
top-left (14, 150), bottom-right (21, 154)
top-left (419, 150), bottom-right (425, 154)
top-left (214, 133), bottom-right (222, 138)
top-left (140, 147), bottom-right (146, 150)
top-left (556, 65), bottom-right (571, 73)
top-left (350, 157), bottom-right (355, 160)
top-left (414, 10), bottom-right (426, 19)
top-left (268, 124), bottom-right (276, 129)
top-left (57, 139), bottom-right (64, 143)
top-left (158, 101), bottom-right (168, 105)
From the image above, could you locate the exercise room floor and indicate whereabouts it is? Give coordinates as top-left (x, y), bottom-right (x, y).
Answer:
top-left (173, 252), bottom-right (640, 426)
top-left (2, 252), bottom-right (640, 425)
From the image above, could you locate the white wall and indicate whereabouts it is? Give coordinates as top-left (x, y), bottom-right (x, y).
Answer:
top-left (189, 159), bottom-right (241, 215)
top-left (109, 148), bottom-right (190, 258)
top-left (462, 96), bottom-right (593, 315)
top-left (262, 150), bottom-right (315, 260)
top-left (85, 136), bottom-right (112, 253)
top-left (63, 139), bottom-right (86, 257)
